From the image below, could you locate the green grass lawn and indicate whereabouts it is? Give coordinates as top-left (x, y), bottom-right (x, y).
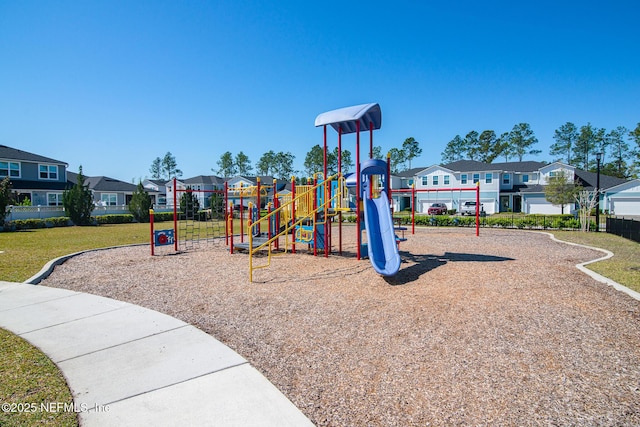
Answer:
top-left (0, 328), bottom-right (78, 427)
top-left (551, 230), bottom-right (640, 294)
top-left (0, 223), bottom-right (151, 283)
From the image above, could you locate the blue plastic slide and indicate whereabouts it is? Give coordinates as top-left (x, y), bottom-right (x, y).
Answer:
top-left (363, 190), bottom-right (401, 276)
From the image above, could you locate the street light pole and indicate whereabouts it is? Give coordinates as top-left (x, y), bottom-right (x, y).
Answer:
top-left (595, 152), bottom-right (602, 232)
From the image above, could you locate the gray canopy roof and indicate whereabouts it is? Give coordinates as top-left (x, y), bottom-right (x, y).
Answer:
top-left (314, 103), bottom-right (382, 134)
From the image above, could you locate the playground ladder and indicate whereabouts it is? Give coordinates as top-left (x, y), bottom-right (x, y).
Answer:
top-left (245, 174), bottom-right (348, 282)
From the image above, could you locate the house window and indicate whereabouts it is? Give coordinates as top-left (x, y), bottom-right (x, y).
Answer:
top-left (421, 176), bottom-right (429, 186)
top-left (39, 164), bottom-right (58, 180)
top-left (523, 174), bottom-right (529, 183)
top-left (461, 174), bottom-right (468, 185)
top-left (549, 171), bottom-right (557, 177)
top-left (101, 193), bottom-right (117, 206)
top-left (0, 161), bottom-right (20, 178)
top-left (433, 176), bottom-right (439, 186)
top-left (485, 173), bottom-right (493, 184)
top-left (47, 193), bottom-right (63, 206)
top-left (503, 174), bottom-right (511, 185)
top-left (407, 179), bottom-right (414, 187)
top-left (444, 175), bottom-right (450, 185)
top-left (473, 173), bottom-right (480, 184)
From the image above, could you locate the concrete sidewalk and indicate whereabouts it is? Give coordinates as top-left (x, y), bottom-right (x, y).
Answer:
top-left (0, 281), bottom-right (314, 426)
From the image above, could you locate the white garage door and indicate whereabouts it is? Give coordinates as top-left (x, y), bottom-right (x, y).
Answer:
top-left (526, 199), bottom-right (570, 215)
top-left (610, 198), bottom-right (640, 216)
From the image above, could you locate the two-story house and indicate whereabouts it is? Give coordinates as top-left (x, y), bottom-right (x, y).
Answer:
top-left (0, 145), bottom-right (69, 206)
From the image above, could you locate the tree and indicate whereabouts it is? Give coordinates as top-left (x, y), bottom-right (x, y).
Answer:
top-left (605, 126), bottom-right (630, 178)
top-left (464, 131), bottom-right (480, 160)
top-left (162, 152), bottom-right (182, 180)
top-left (389, 147), bottom-right (406, 174)
top-left (128, 182), bottom-right (153, 223)
top-left (551, 122), bottom-right (578, 164)
top-left (216, 151), bottom-right (237, 177)
top-left (496, 132), bottom-right (514, 162)
top-left (631, 123), bottom-right (640, 177)
top-left (477, 130), bottom-right (499, 163)
top-left (235, 152), bottom-right (252, 175)
top-left (257, 151), bottom-right (295, 178)
top-left (274, 151), bottom-right (295, 179)
top-left (303, 145), bottom-right (325, 177)
top-left (335, 148), bottom-right (354, 174)
top-left (371, 146), bottom-right (383, 160)
top-left (508, 123), bottom-right (539, 162)
top-left (544, 170), bottom-right (579, 214)
top-left (149, 157), bottom-right (162, 179)
top-left (63, 166), bottom-right (95, 225)
top-left (441, 135), bottom-right (466, 163)
top-left (574, 123), bottom-right (604, 170)
top-left (0, 177), bottom-right (12, 225)
top-left (402, 137), bottom-right (422, 169)
top-left (575, 189), bottom-right (599, 232)
top-left (256, 150), bottom-right (276, 176)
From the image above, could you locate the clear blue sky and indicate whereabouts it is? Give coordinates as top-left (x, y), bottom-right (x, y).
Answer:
top-left (1, 1), bottom-right (638, 182)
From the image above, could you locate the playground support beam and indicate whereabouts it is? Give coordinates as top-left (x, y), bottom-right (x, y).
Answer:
top-left (224, 181), bottom-right (229, 245)
top-left (173, 177), bottom-right (178, 251)
top-left (291, 176), bottom-right (296, 254)
top-left (323, 125), bottom-right (328, 181)
top-left (338, 126), bottom-right (343, 256)
top-left (356, 120), bottom-right (361, 260)
top-left (369, 123), bottom-right (373, 159)
top-left (476, 182), bottom-right (480, 237)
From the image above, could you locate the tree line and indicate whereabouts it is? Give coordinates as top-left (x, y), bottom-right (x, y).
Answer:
top-left (148, 138), bottom-right (423, 181)
top-left (442, 122), bottom-right (640, 178)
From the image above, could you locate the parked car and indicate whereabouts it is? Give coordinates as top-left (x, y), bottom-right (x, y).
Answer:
top-left (460, 201), bottom-right (481, 215)
top-left (427, 203), bottom-right (448, 215)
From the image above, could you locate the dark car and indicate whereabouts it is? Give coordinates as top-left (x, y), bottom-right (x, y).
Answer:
top-left (427, 203), bottom-right (448, 215)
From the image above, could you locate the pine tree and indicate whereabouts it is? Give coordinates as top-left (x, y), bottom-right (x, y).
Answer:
top-left (128, 182), bottom-right (153, 222)
top-left (63, 166), bottom-right (95, 225)
top-left (0, 177), bottom-right (12, 224)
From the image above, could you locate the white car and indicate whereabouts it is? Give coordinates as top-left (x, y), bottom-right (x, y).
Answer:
top-left (460, 201), bottom-right (480, 215)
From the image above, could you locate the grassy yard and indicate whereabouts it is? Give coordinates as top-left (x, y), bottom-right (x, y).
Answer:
top-left (0, 223), bottom-right (150, 283)
top-left (0, 328), bottom-right (78, 427)
top-left (551, 230), bottom-right (640, 294)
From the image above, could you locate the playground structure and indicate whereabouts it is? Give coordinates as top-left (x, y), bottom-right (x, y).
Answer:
top-left (229, 103), bottom-right (409, 281)
top-left (149, 182), bottom-right (227, 255)
top-left (149, 103), bottom-right (481, 280)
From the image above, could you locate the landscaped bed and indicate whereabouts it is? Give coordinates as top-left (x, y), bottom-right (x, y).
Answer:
top-left (40, 228), bottom-right (640, 426)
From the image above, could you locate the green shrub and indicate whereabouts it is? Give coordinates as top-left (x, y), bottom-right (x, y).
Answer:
top-left (128, 182), bottom-right (153, 223)
top-left (96, 214), bottom-right (134, 224)
top-left (152, 212), bottom-right (175, 222)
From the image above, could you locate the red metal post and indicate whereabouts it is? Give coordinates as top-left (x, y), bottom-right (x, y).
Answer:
top-left (229, 202), bottom-right (234, 254)
top-left (224, 181), bottom-right (229, 245)
top-left (356, 120), bottom-right (361, 260)
top-left (150, 208), bottom-right (155, 256)
top-left (412, 184), bottom-right (416, 235)
top-left (256, 177), bottom-right (261, 236)
top-left (387, 153), bottom-right (392, 205)
top-left (173, 177), bottom-right (178, 251)
top-left (369, 122), bottom-right (373, 159)
top-left (338, 126), bottom-right (343, 256)
top-left (323, 125), bottom-right (327, 181)
top-left (239, 185), bottom-right (244, 243)
top-left (291, 176), bottom-right (296, 254)
top-left (476, 182), bottom-right (480, 237)
top-left (313, 175), bottom-right (318, 256)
